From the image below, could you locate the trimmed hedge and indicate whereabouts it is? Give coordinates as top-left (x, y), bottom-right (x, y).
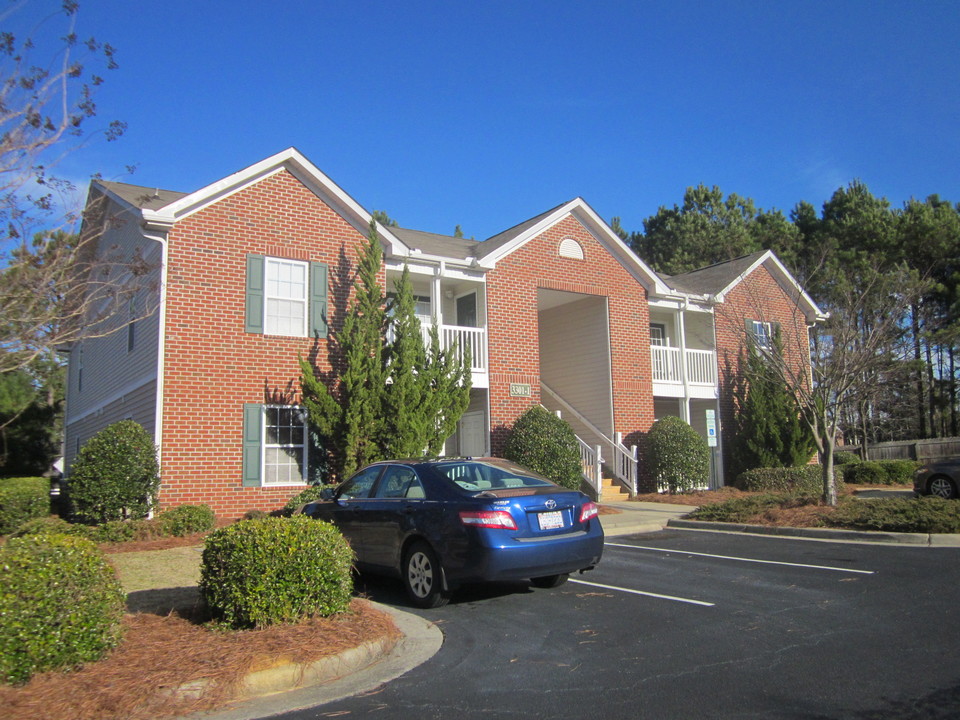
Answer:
top-left (0, 477), bottom-right (50, 535)
top-left (157, 504), bottom-right (216, 536)
top-left (0, 534), bottom-right (125, 684)
top-left (689, 494), bottom-right (787, 523)
top-left (647, 416), bottom-right (709, 494)
top-left (842, 460), bottom-right (917, 486)
top-left (282, 486), bottom-right (329, 516)
top-left (68, 420), bottom-right (160, 524)
top-left (735, 465), bottom-right (844, 496)
top-left (504, 406), bottom-right (583, 491)
top-left (200, 516), bottom-right (353, 629)
top-left (826, 496), bottom-right (960, 533)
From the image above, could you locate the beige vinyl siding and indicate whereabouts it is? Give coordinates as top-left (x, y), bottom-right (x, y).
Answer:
top-left (64, 378), bottom-right (157, 469)
top-left (538, 295), bottom-right (614, 437)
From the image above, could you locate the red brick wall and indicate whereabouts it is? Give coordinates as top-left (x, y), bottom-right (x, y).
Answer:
top-left (714, 264), bottom-right (812, 483)
top-left (158, 169), bottom-right (377, 518)
top-left (485, 214), bottom-right (655, 454)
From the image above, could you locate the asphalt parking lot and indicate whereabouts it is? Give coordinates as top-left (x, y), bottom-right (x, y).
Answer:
top-left (267, 529), bottom-right (960, 720)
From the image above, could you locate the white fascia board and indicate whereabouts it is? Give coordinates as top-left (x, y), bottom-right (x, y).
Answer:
top-left (139, 147), bottom-right (411, 257)
top-left (385, 256), bottom-right (487, 283)
top-left (715, 250), bottom-right (827, 323)
top-left (479, 198), bottom-right (670, 294)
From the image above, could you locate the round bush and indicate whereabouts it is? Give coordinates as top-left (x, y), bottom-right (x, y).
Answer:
top-left (157, 504), bottom-right (216, 536)
top-left (647, 416), bottom-right (709, 494)
top-left (11, 516), bottom-right (87, 539)
top-left (0, 534), bottom-right (125, 684)
top-left (503, 406), bottom-right (583, 491)
top-left (68, 420), bottom-right (160, 524)
top-left (200, 516), bottom-right (353, 629)
top-left (833, 451), bottom-right (861, 466)
top-left (0, 477), bottom-right (51, 535)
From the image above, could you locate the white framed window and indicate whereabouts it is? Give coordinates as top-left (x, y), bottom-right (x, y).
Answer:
top-left (649, 323), bottom-right (667, 347)
top-left (265, 258), bottom-right (308, 337)
top-left (262, 405), bottom-right (308, 485)
top-left (752, 321), bottom-right (773, 352)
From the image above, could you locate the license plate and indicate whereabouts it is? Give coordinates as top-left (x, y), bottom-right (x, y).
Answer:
top-left (537, 510), bottom-right (564, 530)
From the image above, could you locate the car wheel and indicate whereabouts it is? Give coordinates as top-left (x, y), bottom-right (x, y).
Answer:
top-left (403, 542), bottom-right (449, 608)
top-left (928, 475), bottom-right (958, 499)
top-left (530, 573), bottom-right (569, 589)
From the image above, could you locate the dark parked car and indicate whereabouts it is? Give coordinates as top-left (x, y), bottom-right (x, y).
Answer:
top-left (914, 458), bottom-right (960, 499)
top-left (300, 457), bottom-right (604, 608)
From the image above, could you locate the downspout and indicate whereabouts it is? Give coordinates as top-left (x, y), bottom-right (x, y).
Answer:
top-left (678, 299), bottom-right (690, 423)
top-left (142, 222), bottom-right (172, 457)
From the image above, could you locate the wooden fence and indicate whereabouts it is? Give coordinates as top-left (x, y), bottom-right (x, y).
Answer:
top-left (837, 437), bottom-right (960, 461)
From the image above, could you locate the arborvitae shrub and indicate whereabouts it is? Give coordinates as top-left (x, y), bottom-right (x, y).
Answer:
top-left (0, 534), bottom-right (125, 684)
top-left (0, 477), bottom-right (50, 535)
top-left (503, 406), bottom-right (583, 491)
top-left (200, 516), bottom-right (353, 629)
top-left (647, 416), bottom-right (709, 494)
top-left (68, 420), bottom-right (160, 524)
top-left (157, 504), bottom-right (216, 536)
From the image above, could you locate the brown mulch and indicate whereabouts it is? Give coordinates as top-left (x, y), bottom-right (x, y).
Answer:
top-left (0, 598), bottom-right (401, 720)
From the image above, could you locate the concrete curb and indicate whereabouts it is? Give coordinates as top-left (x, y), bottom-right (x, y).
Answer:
top-left (667, 518), bottom-right (960, 546)
top-left (178, 603), bottom-right (443, 720)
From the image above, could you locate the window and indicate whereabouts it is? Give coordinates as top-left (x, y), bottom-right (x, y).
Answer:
top-left (265, 258), bottom-right (307, 336)
top-left (375, 465), bottom-right (425, 499)
top-left (752, 321), bottom-right (773, 352)
top-left (649, 323), bottom-right (667, 347)
top-left (245, 255), bottom-right (328, 338)
top-left (339, 465), bottom-right (382, 499)
top-left (242, 404), bottom-right (309, 487)
top-left (127, 296), bottom-right (137, 353)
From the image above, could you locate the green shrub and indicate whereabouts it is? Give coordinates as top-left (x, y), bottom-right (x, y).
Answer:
top-left (689, 494), bottom-right (787, 523)
top-left (833, 451), bottom-right (861, 465)
top-left (503, 406), bottom-right (583, 491)
top-left (0, 477), bottom-right (50, 535)
top-left (282, 486), bottom-right (329, 516)
top-left (67, 420), bottom-right (161, 524)
top-left (200, 516), bottom-right (353, 629)
top-left (0, 534), bottom-right (125, 684)
top-left (647, 416), bottom-right (709, 494)
top-left (735, 465), bottom-right (843, 495)
top-left (11, 516), bottom-right (88, 539)
top-left (157, 504), bottom-right (216, 536)
top-left (826, 496), bottom-right (960, 533)
top-left (842, 460), bottom-right (916, 486)
top-left (242, 509), bottom-right (270, 521)
top-left (879, 460), bottom-right (917, 485)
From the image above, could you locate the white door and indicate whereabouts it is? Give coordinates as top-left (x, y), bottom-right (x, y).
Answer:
top-left (458, 411), bottom-right (486, 457)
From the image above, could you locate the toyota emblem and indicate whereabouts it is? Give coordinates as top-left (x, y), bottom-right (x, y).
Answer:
top-left (545, 499), bottom-right (557, 510)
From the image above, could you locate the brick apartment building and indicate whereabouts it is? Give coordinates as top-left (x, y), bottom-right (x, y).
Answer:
top-left (62, 148), bottom-right (824, 518)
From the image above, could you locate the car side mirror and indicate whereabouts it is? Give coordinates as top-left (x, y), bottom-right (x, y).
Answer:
top-left (320, 487), bottom-right (335, 501)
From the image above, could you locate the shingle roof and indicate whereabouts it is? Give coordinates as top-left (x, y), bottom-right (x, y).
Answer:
top-left (475, 201), bottom-right (572, 259)
top-left (662, 251), bottom-right (767, 296)
top-left (389, 227), bottom-right (480, 261)
top-left (98, 180), bottom-right (187, 211)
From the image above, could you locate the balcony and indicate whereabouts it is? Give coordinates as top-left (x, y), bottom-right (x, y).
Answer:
top-left (651, 346), bottom-right (716, 386)
top-left (418, 324), bottom-right (488, 385)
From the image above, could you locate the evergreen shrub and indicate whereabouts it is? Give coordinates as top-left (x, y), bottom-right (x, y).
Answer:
top-left (282, 486), bottom-right (329, 516)
top-left (0, 477), bottom-right (50, 535)
top-left (826, 496), bottom-right (960, 533)
top-left (0, 534), bottom-right (125, 684)
top-left (833, 451), bottom-right (861, 465)
top-left (689, 494), bottom-right (790, 523)
top-left (68, 420), bottom-right (160, 524)
top-left (647, 416), bottom-right (709, 494)
top-left (200, 516), bottom-right (353, 629)
top-left (503, 406), bottom-right (583, 491)
top-left (11, 516), bottom-right (86, 538)
top-left (735, 465), bottom-right (843, 495)
top-left (842, 460), bottom-right (917, 486)
top-left (157, 504), bottom-right (216, 536)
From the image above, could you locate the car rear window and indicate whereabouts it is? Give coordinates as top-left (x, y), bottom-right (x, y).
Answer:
top-left (434, 461), bottom-right (556, 492)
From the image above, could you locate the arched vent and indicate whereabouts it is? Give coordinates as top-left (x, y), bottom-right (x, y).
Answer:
top-left (558, 237), bottom-right (584, 260)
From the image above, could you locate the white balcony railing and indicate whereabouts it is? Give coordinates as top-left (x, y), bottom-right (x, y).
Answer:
top-left (651, 346), bottom-right (716, 386)
top-left (419, 324), bottom-right (487, 374)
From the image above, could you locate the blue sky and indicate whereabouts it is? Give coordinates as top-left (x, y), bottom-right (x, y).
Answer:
top-left (13, 0), bottom-right (960, 241)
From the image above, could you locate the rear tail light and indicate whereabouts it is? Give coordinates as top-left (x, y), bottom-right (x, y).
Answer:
top-left (579, 502), bottom-right (598, 523)
top-left (459, 510), bottom-right (518, 530)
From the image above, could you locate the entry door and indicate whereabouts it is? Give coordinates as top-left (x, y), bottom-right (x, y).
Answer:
top-left (459, 411), bottom-right (486, 457)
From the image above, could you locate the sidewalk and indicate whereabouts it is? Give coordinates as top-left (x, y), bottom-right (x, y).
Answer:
top-left (600, 500), bottom-right (696, 536)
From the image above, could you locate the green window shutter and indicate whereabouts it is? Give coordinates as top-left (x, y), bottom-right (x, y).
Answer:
top-left (309, 261), bottom-right (328, 338)
top-left (246, 254), bottom-right (265, 334)
top-left (744, 318), bottom-right (755, 338)
top-left (242, 403), bottom-right (262, 487)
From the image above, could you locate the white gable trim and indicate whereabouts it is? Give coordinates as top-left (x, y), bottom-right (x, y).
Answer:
top-left (140, 147), bottom-right (409, 257)
top-left (713, 250), bottom-right (827, 322)
top-left (477, 198), bottom-right (669, 294)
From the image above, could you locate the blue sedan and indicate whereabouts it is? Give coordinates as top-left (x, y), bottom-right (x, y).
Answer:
top-left (300, 458), bottom-right (604, 608)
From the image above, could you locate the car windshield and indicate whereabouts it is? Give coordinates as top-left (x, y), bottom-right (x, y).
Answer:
top-left (433, 460), bottom-right (556, 492)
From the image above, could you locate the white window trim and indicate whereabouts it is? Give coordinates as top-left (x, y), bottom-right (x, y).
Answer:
top-left (262, 404), bottom-right (308, 486)
top-left (752, 320), bottom-right (773, 352)
top-left (264, 257), bottom-right (308, 337)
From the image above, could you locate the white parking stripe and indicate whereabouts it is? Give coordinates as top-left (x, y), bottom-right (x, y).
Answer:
top-left (605, 542), bottom-right (875, 575)
top-left (569, 578), bottom-right (715, 606)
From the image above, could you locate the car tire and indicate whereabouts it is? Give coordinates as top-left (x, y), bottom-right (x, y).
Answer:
top-left (928, 475), bottom-right (958, 499)
top-left (530, 573), bottom-right (569, 589)
top-left (403, 542), bottom-right (449, 608)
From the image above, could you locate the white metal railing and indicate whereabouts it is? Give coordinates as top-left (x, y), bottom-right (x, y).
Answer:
top-left (650, 346), bottom-right (716, 386)
top-left (418, 324), bottom-right (487, 374)
top-left (577, 437), bottom-right (603, 497)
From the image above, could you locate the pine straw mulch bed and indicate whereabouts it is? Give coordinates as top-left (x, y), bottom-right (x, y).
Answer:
top-left (629, 484), bottom-right (897, 528)
top-left (1, 527), bottom-right (402, 720)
